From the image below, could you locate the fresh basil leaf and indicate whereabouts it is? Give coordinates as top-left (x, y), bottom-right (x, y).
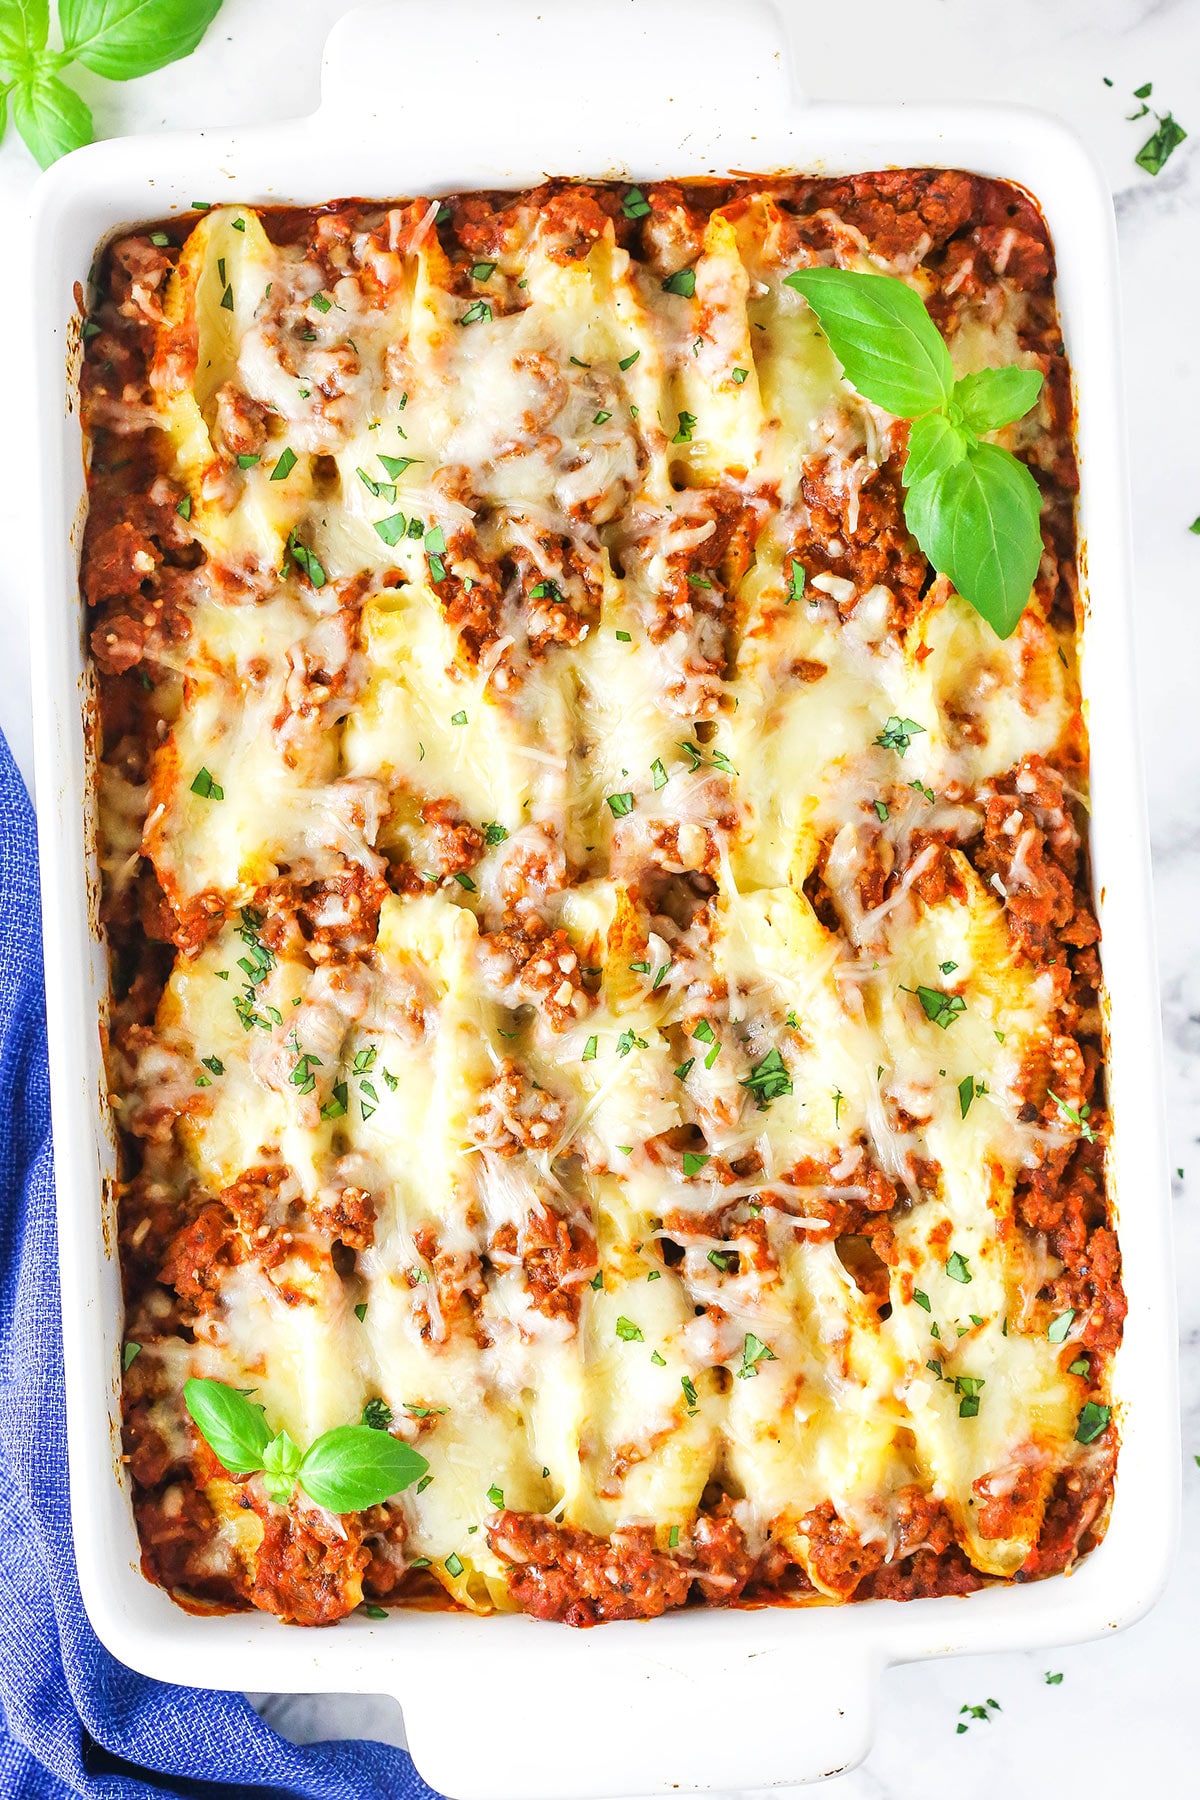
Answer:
top-left (953, 366), bottom-right (1044, 435)
top-left (907, 441), bottom-right (1043, 639)
top-left (904, 411), bottom-right (970, 489)
top-left (0, 0), bottom-right (49, 75)
top-left (298, 1423), bottom-right (429, 1512)
top-left (13, 72), bottom-right (92, 167)
top-left (903, 466), bottom-right (944, 562)
top-left (784, 266), bottom-right (954, 418)
top-left (261, 1429), bottom-right (303, 1506)
top-left (59, 0), bottom-right (223, 81)
top-left (183, 1376), bottom-right (272, 1475)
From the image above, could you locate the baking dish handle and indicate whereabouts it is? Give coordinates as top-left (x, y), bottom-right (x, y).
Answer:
top-left (393, 1639), bottom-right (882, 1799)
top-left (317, 0), bottom-right (799, 147)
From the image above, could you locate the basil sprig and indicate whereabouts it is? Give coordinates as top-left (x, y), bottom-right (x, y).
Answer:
top-left (784, 267), bottom-right (1045, 639)
top-left (184, 1377), bottom-right (428, 1513)
top-left (0, 0), bottom-right (223, 168)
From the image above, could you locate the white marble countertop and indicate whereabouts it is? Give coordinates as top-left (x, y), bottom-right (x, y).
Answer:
top-left (5, 0), bottom-right (1200, 1793)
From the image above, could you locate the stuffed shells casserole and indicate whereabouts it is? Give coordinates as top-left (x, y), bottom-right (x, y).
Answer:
top-left (84, 171), bottom-right (1123, 1628)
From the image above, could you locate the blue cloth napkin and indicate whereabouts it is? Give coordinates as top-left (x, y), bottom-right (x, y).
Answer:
top-left (0, 724), bottom-right (443, 1799)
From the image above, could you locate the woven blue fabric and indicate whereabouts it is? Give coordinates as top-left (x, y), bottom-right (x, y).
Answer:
top-left (0, 724), bottom-right (443, 1800)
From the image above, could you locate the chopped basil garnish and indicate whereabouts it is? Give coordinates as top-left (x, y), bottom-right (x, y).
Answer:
top-left (1047, 1089), bottom-right (1098, 1143)
top-left (913, 1289), bottom-right (931, 1312)
top-left (471, 261), bottom-right (497, 281)
top-left (672, 410), bottom-right (697, 443)
top-left (357, 468), bottom-right (396, 500)
top-left (1075, 1401), bottom-right (1111, 1444)
top-left (320, 1080), bottom-right (348, 1121)
top-left (189, 767), bottom-right (223, 801)
top-left (740, 1047), bottom-right (792, 1109)
top-left (615, 1316), bottom-right (644, 1342)
top-left (618, 350), bottom-right (640, 371)
top-left (1048, 1308), bottom-right (1076, 1343)
top-left (487, 1483), bottom-right (504, 1507)
top-left (732, 366), bottom-right (749, 384)
top-left (122, 1343), bottom-right (141, 1370)
top-left (459, 300), bottom-right (492, 325)
top-left (955, 1374), bottom-right (985, 1418)
top-left (606, 791), bottom-right (634, 818)
top-left (1135, 111), bottom-right (1187, 176)
top-left (958, 1074), bottom-right (987, 1118)
top-left (374, 512), bottom-right (408, 546)
top-left (682, 1151), bottom-right (710, 1177)
top-left (622, 187), bottom-right (652, 219)
top-left (286, 531), bottom-right (327, 589)
top-left (737, 1333), bottom-right (777, 1379)
top-left (945, 1251), bottom-right (972, 1284)
top-left (379, 454), bottom-right (419, 479)
top-left (874, 715), bottom-right (925, 755)
top-left (662, 268), bottom-right (697, 298)
top-left (270, 446), bottom-right (297, 482)
top-left (582, 1035), bottom-right (598, 1062)
top-left (906, 984), bottom-right (966, 1029)
top-left (444, 1552), bottom-right (464, 1577)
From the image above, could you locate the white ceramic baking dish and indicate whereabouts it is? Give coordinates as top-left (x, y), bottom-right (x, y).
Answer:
top-left (28, 1), bottom-right (1178, 1794)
